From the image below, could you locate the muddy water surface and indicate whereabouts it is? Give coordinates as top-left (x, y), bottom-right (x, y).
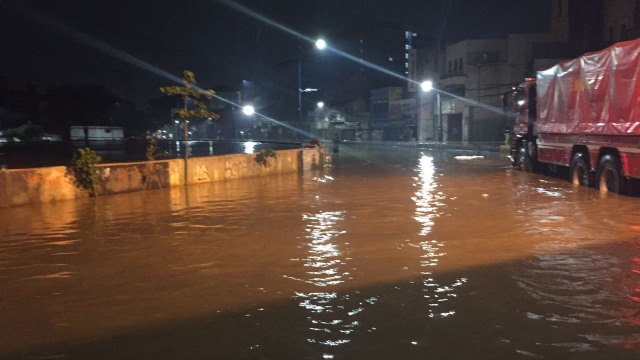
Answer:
top-left (1, 144), bottom-right (639, 359)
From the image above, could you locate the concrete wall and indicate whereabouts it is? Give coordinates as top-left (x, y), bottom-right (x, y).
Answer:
top-left (0, 148), bottom-right (326, 208)
top-left (0, 166), bottom-right (83, 207)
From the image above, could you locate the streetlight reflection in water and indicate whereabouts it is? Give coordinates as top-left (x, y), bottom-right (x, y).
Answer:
top-left (288, 210), bottom-right (368, 351)
top-left (243, 141), bottom-right (258, 154)
top-left (412, 154), bottom-right (467, 318)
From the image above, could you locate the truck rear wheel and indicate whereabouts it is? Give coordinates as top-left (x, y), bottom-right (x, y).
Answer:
top-left (569, 153), bottom-right (591, 187)
top-left (596, 155), bottom-right (626, 194)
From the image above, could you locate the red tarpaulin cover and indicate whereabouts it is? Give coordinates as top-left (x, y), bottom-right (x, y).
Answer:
top-left (537, 38), bottom-right (640, 135)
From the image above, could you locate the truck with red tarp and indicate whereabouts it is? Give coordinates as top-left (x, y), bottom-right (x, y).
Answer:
top-left (505, 39), bottom-right (640, 194)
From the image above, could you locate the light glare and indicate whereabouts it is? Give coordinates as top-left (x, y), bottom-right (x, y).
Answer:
top-left (242, 105), bottom-right (255, 116)
top-left (421, 81), bottom-right (433, 92)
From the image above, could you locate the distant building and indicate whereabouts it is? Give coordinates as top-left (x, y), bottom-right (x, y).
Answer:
top-left (369, 86), bottom-right (403, 140)
top-left (603, 0), bottom-right (640, 43)
top-left (311, 98), bottom-right (368, 141)
top-left (410, 0), bottom-right (636, 144)
top-left (550, 0), bottom-right (604, 52)
top-left (437, 35), bottom-right (564, 143)
top-left (404, 31), bottom-right (418, 77)
top-left (210, 89), bottom-right (240, 139)
top-left (340, 23), bottom-right (415, 88)
top-left (70, 126), bottom-right (124, 141)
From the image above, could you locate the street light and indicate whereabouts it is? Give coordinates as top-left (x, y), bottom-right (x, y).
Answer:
top-left (315, 38), bottom-right (327, 50)
top-left (298, 38), bottom-right (327, 139)
top-left (239, 104), bottom-right (255, 139)
top-left (421, 80), bottom-right (442, 142)
top-left (242, 105), bottom-right (255, 116)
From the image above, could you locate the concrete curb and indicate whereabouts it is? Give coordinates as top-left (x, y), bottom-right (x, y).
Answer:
top-left (341, 140), bottom-right (509, 152)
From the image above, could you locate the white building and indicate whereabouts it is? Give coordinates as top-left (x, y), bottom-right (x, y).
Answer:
top-left (70, 126), bottom-right (124, 141)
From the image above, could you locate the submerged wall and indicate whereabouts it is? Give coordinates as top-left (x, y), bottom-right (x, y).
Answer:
top-left (0, 148), bottom-right (327, 208)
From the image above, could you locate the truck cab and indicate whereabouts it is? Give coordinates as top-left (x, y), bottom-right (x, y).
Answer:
top-left (503, 78), bottom-right (537, 170)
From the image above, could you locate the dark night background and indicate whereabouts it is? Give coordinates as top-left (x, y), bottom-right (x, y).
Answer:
top-left (1, 0), bottom-right (549, 106)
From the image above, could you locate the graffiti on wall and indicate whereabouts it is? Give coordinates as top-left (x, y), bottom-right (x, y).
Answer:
top-left (100, 164), bottom-right (174, 193)
top-left (225, 158), bottom-right (250, 178)
top-left (195, 164), bottom-right (210, 182)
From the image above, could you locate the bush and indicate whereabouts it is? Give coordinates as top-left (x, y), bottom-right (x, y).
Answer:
top-left (70, 147), bottom-right (103, 196)
top-left (255, 148), bottom-right (277, 167)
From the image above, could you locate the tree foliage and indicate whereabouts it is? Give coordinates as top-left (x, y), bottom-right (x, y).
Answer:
top-left (3, 121), bottom-right (44, 141)
top-left (159, 70), bottom-right (220, 122)
top-left (255, 148), bottom-right (277, 167)
top-left (70, 147), bottom-right (103, 197)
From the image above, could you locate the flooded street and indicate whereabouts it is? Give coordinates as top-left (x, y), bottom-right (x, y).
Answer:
top-left (1, 143), bottom-right (639, 359)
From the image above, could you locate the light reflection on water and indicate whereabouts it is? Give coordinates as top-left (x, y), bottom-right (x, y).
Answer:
top-left (512, 240), bottom-right (640, 354)
top-left (506, 173), bottom-right (640, 356)
top-left (289, 210), bottom-right (361, 351)
top-left (412, 154), bottom-right (467, 318)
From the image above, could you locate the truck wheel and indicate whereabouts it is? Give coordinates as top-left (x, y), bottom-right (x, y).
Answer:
top-left (596, 155), bottom-right (626, 194)
top-left (569, 153), bottom-right (591, 187)
top-left (517, 146), bottom-right (533, 172)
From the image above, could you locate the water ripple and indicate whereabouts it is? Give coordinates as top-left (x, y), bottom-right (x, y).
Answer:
top-left (412, 154), bottom-right (467, 319)
top-left (288, 210), bottom-right (365, 350)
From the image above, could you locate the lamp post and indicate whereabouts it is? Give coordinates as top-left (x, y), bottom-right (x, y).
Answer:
top-left (315, 101), bottom-right (325, 138)
top-left (297, 38), bottom-right (327, 139)
top-left (421, 80), bottom-right (442, 142)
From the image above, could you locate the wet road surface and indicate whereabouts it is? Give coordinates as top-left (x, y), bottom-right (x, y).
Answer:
top-left (1, 143), bottom-right (639, 359)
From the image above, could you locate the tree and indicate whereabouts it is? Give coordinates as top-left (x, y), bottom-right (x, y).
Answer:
top-left (160, 70), bottom-right (219, 182)
top-left (70, 147), bottom-right (103, 197)
top-left (3, 121), bottom-right (44, 141)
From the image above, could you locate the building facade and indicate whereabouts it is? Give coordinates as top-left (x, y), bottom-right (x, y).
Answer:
top-left (411, 0), bottom-right (636, 144)
top-left (603, 0), bottom-right (640, 43)
top-left (369, 86), bottom-right (403, 141)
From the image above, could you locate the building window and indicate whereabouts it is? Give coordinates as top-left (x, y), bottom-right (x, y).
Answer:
top-left (459, 58), bottom-right (463, 71)
top-left (448, 61), bottom-right (452, 72)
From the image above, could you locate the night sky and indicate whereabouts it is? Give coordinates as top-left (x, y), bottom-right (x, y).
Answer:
top-left (1, 0), bottom-right (549, 106)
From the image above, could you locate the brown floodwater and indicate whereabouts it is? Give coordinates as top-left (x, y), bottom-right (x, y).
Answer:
top-left (1, 143), bottom-right (639, 359)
